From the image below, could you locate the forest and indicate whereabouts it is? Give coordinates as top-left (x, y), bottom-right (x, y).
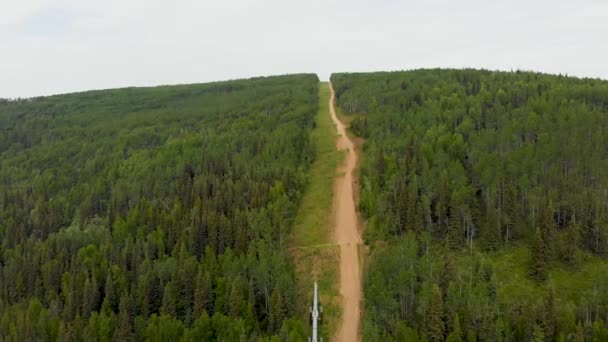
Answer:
top-left (0, 74), bottom-right (319, 341)
top-left (332, 69), bottom-right (608, 341)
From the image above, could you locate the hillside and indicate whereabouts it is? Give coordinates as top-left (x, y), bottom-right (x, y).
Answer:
top-left (0, 75), bottom-right (318, 340)
top-left (332, 69), bottom-right (608, 341)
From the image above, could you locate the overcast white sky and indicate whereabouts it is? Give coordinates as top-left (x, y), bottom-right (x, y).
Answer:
top-left (1, 0), bottom-right (607, 98)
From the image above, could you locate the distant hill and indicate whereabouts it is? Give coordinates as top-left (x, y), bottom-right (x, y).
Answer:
top-left (0, 74), bottom-right (318, 340)
top-left (332, 69), bottom-right (608, 341)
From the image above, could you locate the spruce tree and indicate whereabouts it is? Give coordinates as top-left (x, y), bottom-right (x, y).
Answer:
top-left (437, 172), bottom-right (451, 237)
top-left (482, 206), bottom-right (501, 251)
top-left (114, 292), bottom-right (134, 341)
top-left (447, 204), bottom-right (462, 250)
top-left (406, 181), bottom-right (419, 232)
top-left (102, 273), bottom-right (117, 314)
top-left (529, 228), bottom-right (547, 282)
top-left (541, 203), bottom-right (555, 260)
top-left (82, 276), bottom-right (99, 319)
top-left (414, 199), bottom-right (426, 233)
top-left (426, 286), bottom-right (445, 342)
top-left (542, 287), bottom-right (555, 342)
top-left (193, 271), bottom-right (209, 318)
top-left (269, 289), bottom-right (286, 333)
top-left (439, 255), bottom-right (453, 300)
top-left (228, 279), bottom-right (242, 318)
top-left (563, 217), bottom-right (581, 266)
top-left (396, 181), bottom-right (408, 235)
top-left (376, 149), bottom-right (386, 189)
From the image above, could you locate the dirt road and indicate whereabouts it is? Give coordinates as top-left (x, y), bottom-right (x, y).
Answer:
top-left (329, 82), bottom-right (362, 342)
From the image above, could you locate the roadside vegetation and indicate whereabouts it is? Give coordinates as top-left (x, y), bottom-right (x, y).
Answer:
top-left (290, 82), bottom-right (342, 339)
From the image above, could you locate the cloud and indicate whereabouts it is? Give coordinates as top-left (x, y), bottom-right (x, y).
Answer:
top-left (18, 7), bottom-right (77, 38)
top-left (0, 0), bottom-right (607, 98)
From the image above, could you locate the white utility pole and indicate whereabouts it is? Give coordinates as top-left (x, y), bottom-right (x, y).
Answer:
top-left (311, 282), bottom-right (320, 342)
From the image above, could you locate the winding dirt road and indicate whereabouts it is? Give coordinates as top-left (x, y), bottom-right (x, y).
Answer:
top-left (329, 82), bottom-right (362, 342)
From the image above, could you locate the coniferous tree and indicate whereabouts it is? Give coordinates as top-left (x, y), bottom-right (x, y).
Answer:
top-left (541, 204), bottom-right (555, 260)
top-left (446, 204), bottom-right (462, 250)
top-left (396, 181), bottom-right (408, 235)
top-left (414, 199), bottom-right (426, 233)
top-left (82, 276), bottom-right (99, 319)
top-left (482, 206), bottom-right (501, 251)
top-left (529, 228), bottom-right (547, 282)
top-left (436, 173), bottom-right (451, 237)
top-left (102, 273), bottom-right (117, 314)
top-left (426, 286), bottom-right (445, 342)
top-left (228, 279), bottom-right (243, 318)
top-left (269, 289), bottom-right (286, 333)
top-left (376, 149), bottom-right (387, 190)
top-left (542, 288), bottom-right (555, 342)
top-left (114, 292), bottom-right (135, 340)
top-left (193, 271), bottom-right (212, 318)
top-left (406, 181), bottom-right (420, 233)
top-left (439, 255), bottom-right (453, 300)
top-left (563, 217), bottom-right (582, 266)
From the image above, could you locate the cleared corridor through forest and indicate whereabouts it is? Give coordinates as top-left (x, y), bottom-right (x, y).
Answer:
top-left (329, 82), bottom-right (362, 342)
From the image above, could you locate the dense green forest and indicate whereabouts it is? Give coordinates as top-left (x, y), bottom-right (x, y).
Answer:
top-left (0, 74), bottom-right (319, 341)
top-left (332, 69), bottom-right (608, 341)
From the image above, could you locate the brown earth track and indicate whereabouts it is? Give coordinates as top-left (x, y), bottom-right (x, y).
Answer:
top-left (329, 82), bottom-right (362, 342)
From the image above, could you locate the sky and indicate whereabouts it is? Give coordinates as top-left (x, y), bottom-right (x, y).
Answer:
top-left (1, 0), bottom-right (607, 98)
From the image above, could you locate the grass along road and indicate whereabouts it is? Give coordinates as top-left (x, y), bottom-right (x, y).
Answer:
top-left (290, 82), bottom-right (343, 339)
